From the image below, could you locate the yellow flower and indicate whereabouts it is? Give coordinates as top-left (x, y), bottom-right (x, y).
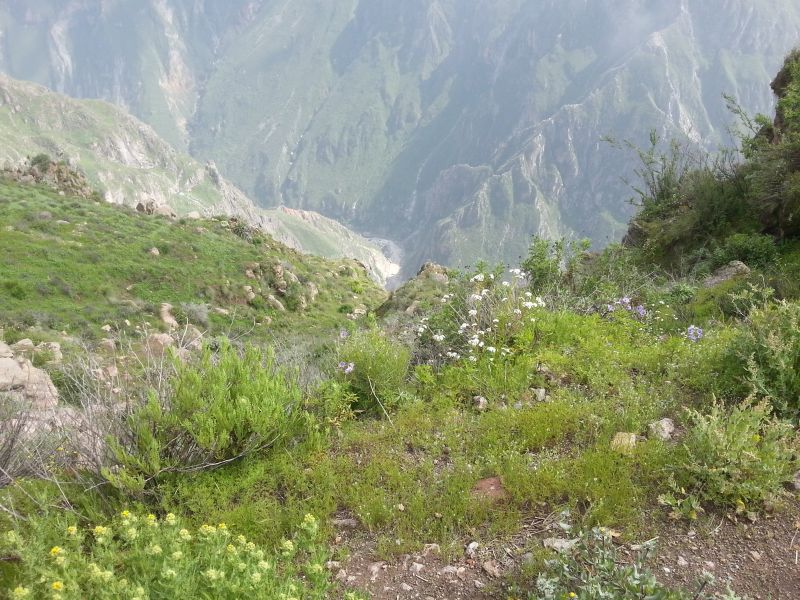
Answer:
top-left (146, 514), bottom-right (158, 527)
top-left (237, 562), bottom-right (247, 572)
top-left (236, 534), bottom-right (247, 545)
top-left (125, 527), bottom-right (139, 540)
top-left (146, 544), bottom-right (163, 556)
top-left (251, 572), bottom-right (262, 583)
top-left (308, 563), bottom-right (324, 574)
top-left (50, 546), bottom-right (63, 557)
top-left (226, 544), bottom-right (238, 555)
top-left (11, 586), bottom-right (31, 599)
top-left (245, 541), bottom-right (256, 552)
top-left (51, 581), bottom-right (64, 591)
top-left (204, 568), bottom-right (224, 581)
top-left (179, 528), bottom-right (192, 541)
top-left (163, 568), bottom-right (177, 579)
top-left (93, 525), bottom-right (109, 537)
top-left (258, 560), bottom-right (272, 571)
top-left (121, 510), bottom-right (130, 518)
top-left (303, 513), bottom-right (317, 526)
top-left (171, 550), bottom-right (184, 561)
top-left (101, 571), bottom-right (114, 582)
top-left (217, 522), bottom-right (227, 530)
top-left (165, 513), bottom-right (177, 525)
top-left (569, 594), bottom-right (577, 598)
top-left (280, 539), bottom-right (294, 554)
top-left (55, 556), bottom-right (66, 566)
top-left (199, 524), bottom-right (216, 536)
top-left (66, 526), bottom-right (78, 537)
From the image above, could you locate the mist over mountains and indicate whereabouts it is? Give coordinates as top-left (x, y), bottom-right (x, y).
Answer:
top-left (2, 0), bottom-right (800, 275)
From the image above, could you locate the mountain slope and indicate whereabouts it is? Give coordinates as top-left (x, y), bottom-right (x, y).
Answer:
top-left (3, 1), bottom-right (800, 274)
top-left (0, 73), bottom-right (399, 284)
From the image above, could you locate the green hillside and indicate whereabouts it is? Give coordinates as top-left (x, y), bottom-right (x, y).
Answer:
top-left (0, 177), bottom-right (385, 345)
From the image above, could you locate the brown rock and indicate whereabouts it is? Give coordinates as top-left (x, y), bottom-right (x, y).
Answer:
top-left (471, 476), bottom-right (508, 502)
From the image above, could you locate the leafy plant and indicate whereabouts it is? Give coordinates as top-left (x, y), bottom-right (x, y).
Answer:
top-left (666, 398), bottom-right (796, 515)
top-left (104, 342), bottom-right (306, 494)
top-left (336, 329), bottom-right (411, 416)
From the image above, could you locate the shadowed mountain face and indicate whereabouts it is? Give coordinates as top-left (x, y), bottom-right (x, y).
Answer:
top-left (3, 0), bottom-right (800, 274)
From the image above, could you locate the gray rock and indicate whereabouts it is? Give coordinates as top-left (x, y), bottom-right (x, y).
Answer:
top-left (473, 395), bottom-right (488, 411)
top-left (543, 537), bottom-right (579, 552)
top-left (649, 418), bottom-right (676, 441)
top-left (703, 261), bottom-right (750, 287)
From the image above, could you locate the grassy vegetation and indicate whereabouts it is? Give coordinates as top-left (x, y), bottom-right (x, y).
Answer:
top-left (0, 177), bottom-right (384, 344)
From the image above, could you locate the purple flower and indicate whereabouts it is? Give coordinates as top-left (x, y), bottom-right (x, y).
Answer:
top-left (687, 325), bottom-right (704, 342)
top-left (635, 305), bottom-right (647, 318)
top-left (339, 329), bottom-right (349, 339)
top-left (337, 361), bottom-right (355, 374)
top-left (606, 304), bottom-right (616, 313)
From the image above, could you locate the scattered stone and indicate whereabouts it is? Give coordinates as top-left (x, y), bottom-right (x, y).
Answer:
top-left (471, 476), bottom-right (508, 502)
top-left (703, 260), bottom-right (751, 287)
top-left (410, 562), bottom-right (424, 574)
top-left (146, 333), bottom-right (175, 355)
top-left (465, 541), bottom-right (479, 557)
top-left (0, 342), bottom-right (12, 359)
top-left (160, 303), bottom-right (179, 330)
top-left (186, 211), bottom-right (201, 220)
top-left (677, 556), bottom-right (689, 568)
top-left (611, 432), bottom-right (638, 453)
top-left (750, 550), bottom-right (762, 561)
top-left (148, 247), bottom-right (160, 256)
top-left (648, 418), bottom-right (676, 441)
top-left (533, 387), bottom-right (547, 402)
top-left (99, 338), bottom-right (117, 352)
top-left (37, 210), bottom-right (52, 220)
top-left (474, 580), bottom-right (486, 590)
top-left (0, 355), bottom-right (59, 409)
top-left (245, 269), bottom-right (257, 279)
top-left (400, 583), bottom-right (413, 592)
top-left (368, 561), bottom-right (386, 582)
top-left (331, 519), bottom-right (358, 529)
top-left (543, 538), bottom-right (579, 552)
top-left (473, 395), bottom-right (488, 411)
top-left (422, 543), bottom-right (441, 557)
top-left (266, 295), bottom-right (286, 311)
top-left (326, 561), bottom-right (341, 571)
top-left (482, 559), bottom-right (502, 578)
top-left (306, 282), bottom-right (319, 303)
top-left (56, 220), bottom-right (70, 225)
top-left (35, 342), bottom-right (62, 364)
top-left (213, 307), bottom-right (231, 316)
top-left (396, 503), bottom-right (405, 512)
top-left (101, 324), bottom-right (113, 332)
top-left (335, 569), bottom-right (348, 583)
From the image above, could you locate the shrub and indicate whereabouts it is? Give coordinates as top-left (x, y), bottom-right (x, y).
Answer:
top-left (2, 280), bottom-right (28, 300)
top-left (29, 153), bottom-right (53, 172)
top-left (179, 303), bottom-right (210, 327)
top-left (521, 527), bottom-right (721, 600)
top-left (103, 342), bottom-right (306, 494)
top-left (1, 511), bottom-right (329, 599)
top-left (724, 301), bottom-right (800, 421)
top-left (711, 233), bottom-right (777, 269)
top-left (663, 399), bottom-right (797, 517)
top-left (336, 329), bottom-right (410, 416)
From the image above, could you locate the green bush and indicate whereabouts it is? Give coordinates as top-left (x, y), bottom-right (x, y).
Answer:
top-left (104, 343), bottom-right (306, 494)
top-left (1, 511), bottom-right (329, 599)
top-left (711, 233), bottom-right (777, 269)
top-left (724, 301), bottom-right (800, 420)
top-left (663, 399), bottom-right (796, 516)
top-left (336, 329), bottom-right (410, 416)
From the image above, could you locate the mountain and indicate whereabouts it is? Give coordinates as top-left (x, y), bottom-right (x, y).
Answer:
top-left (0, 72), bottom-right (399, 284)
top-left (3, 1), bottom-right (800, 275)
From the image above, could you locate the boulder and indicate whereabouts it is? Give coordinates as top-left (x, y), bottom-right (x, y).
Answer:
top-left (148, 247), bottom-right (160, 256)
top-left (10, 339), bottom-right (35, 354)
top-left (186, 211), bottom-right (201, 220)
top-left (648, 418), bottom-right (676, 441)
top-left (0, 341), bottom-right (13, 358)
top-left (703, 261), bottom-right (751, 288)
top-left (0, 356), bottom-right (59, 409)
